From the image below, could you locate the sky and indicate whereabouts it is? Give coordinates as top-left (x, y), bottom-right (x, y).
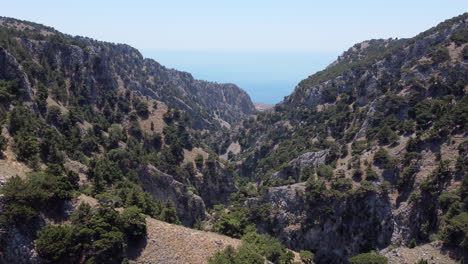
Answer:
top-left (2, 1), bottom-right (467, 103)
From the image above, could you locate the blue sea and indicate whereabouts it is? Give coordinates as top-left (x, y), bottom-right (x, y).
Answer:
top-left (142, 50), bottom-right (337, 104)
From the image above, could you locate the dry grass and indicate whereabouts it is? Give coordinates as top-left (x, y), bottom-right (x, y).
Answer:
top-left (183, 147), bottom-right (209, 165)
top-left (381, 241), bottom-right (457, 264)
top-left (139, 100), bottom-right (168, 134)
top-left (0, 128), bottom-right (31, 182)
top-left (131, 218), bottom-right (241, 264)
top-left (220, 141), bottom-right (241, 160)
top-left (76, 194), bottom-right (99, 208)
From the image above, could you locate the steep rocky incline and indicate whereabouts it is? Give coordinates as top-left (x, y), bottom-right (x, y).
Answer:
top-left (222, 13), bottom-right (468, 264)
top-left (0, 17), bottom-right (255, 129)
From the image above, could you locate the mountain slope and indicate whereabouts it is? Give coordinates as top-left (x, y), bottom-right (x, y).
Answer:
top-left (0, 13), bottom-right (467, 264)
top-left (132, 217), bottom-right (241, 264)
top-left (0, 16), bottom-right (257, 264)
top-left (218, 13), bottom-right (468, 264)
top-left (0, 17), bottom-right (255, 129)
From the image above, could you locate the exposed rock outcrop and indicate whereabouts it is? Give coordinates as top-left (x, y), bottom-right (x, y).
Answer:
top-left (271, 150), bottom-right (329, 181)
top-left (138, 165), bottom-right (206, 227)
top-left (253, 183), bottom-right (394, 264)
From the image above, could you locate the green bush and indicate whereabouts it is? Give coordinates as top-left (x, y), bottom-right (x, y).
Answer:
top-left (438, 191), bottom-right (460, 211)
top-left (213, 207), bottom-right (250, 238)
top-left (36, 225), bottom-right (73, 263)
top-left (118, 206), bottom-right (147, 239)
top-left (0, 133), bottom-right (7, 156)
top-left (348, 251), bottom-right (388, 264)
top-left (431, 47), bottom-right (450, 64)
top-left (0, 80), bottom-right (14, 104)
top-left (397, 165), bottom-right (418, 189)
top-left (159, 200), bottom-right (181, 225)
top-left (299, 250), bottom-right (315, 264)
top-left (37, 201), bottom-right (149, 264)
top-left (316, 164), bottom-right (334, 180)
top-left (365, 165), bottom-right (379, 181)
top-left (352, 140), bottom-right (368, 154)
top-left (0, 175), bottom-right (46, 224)
top-left (135, 100), bottom-right (149, 118)
top-left (408, 238), bottom-right (417, 248)
top-left (208, 244), bottom-right (264, 264)
top-left (376, 125), bottom-right (398, 145)
top-left (242, 231), bottom-right (294, 264)
top-left (373, 148), bottom-right (394, 168)
top-left (441, 212), bottom-right (468, 249)
top-left (462, 45), bottom-right (468, 60)
top-left (450, 27), bottom-right (468, 45)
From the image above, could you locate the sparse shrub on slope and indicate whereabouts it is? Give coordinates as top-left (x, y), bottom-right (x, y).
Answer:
top-left (348, 252), bottom-right (388, 264)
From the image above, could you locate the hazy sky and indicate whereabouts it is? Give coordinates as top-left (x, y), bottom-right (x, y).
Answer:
top-left (2, 1), bottom-right (467, 103)
top-left (2, 0), bottom-right (467, 52)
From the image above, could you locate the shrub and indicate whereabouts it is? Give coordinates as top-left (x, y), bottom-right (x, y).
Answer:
top-left (135, 101), bottom-right (149, 118)
top-left (0, 80), bottom-right (13, 104)
top-left (36, 225), bottom-right (73, 263)
top-left (397, 165), bottom-right (418, 189)
top-left (0, 175), bottom-right (46, 224)
top-left (408, 238), bottom-right (417, 248)
top-left (441, 212), bottom-right (468, 250)
top-left (118, 206), bottom-right (147, 239)
top-left (159, 200), bottom-right (181, 225)
top-left (366, 165), bottom-right (379, 181)
top-left (213, 208), bottom-right (250, 238)
top-left (376, 125), bottom-right (398, 145)
top-left (438, 191), bottom-right (460, 211)
top-left (352, 140), bottom-right (368, 154)
top-left (332, 178), bottom-right (352, 192)
top-left (450, 27), bottom-right (468, 45)
top-left (348, 251), bottom-right (388, 264)
top-left (373, 148), bottom-right (392, 168)
top-left (431, 47), bottom-right (450, 64)
top-left (316, 164), bottom-right (334, 180)
top-left (242, 231), bottom-right (294, 264)
top-left (208, 244), bottom-right (263, 264)
top-left (0, 133), bottom-right (7, 156)
top-left (306, 177), bottom-right (327, 202)
top-left (299, 250), bottom-right (315, 264)
top-left (463, 45), bottom-right (468, 60)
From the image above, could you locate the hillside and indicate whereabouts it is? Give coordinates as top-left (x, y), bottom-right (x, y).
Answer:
top-left (0, 17), bottom-right (255, 129)
top-left (0, 16), bottom-right (258, 264)
top-left (132, 217), bottom-right (241, 264)
top-left (217, 13), bottom-right (468, 263)
top-left (0, 13), bottom-right (467, 264)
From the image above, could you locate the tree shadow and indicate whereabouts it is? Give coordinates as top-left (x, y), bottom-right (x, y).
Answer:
top-left (126, 235), bottom-right (148, 260)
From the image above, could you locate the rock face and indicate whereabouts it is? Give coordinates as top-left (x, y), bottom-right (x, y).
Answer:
top-left (138, 165), bottom-right (206, 227)
top-left (0, 198), bottom-right (44, 264)
top-left (253, 184), bottom-right (394, 264)
top-left (0, 225), bottom-right (42, 264)
top-left (196, 161), bottom-right (238, 207)
top-left (0, 47), bottom-right (34, 101)
top-left (285, 18), bottom-right (467, 109)
top-left (271, 150), bottom-right (329, 181)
